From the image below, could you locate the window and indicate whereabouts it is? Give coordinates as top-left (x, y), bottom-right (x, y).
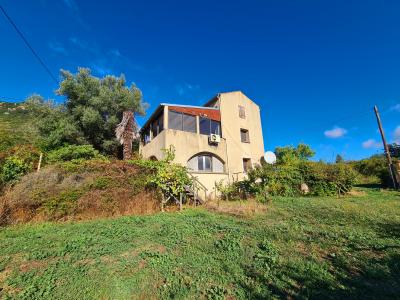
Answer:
top-left (168, 110), bottom-right (182, 131)
top-left (187, 154), bottom-right (225, 173)
top-left (240, 129), bottom-right (250, 143)
top-left (199, 117), bottom-right (221, 136)
top-left (198, 155), bottom-right (211, 171)
top-left (151, 113), bottom-right (164, 138)
top-left (239, 105), bottom-right (246, 119)
top-left (183, 114), bottom-right (196, 133)
top-left (243, 158), bottom-right (252, 173)
top-left (169, 110), bottom-right (196, 133)
top-left (142, 128), bottom-right (151, 145)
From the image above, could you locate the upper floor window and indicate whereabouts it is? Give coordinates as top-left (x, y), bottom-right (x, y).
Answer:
top-left (199, 117), bottom-right (221, 136)
top-left (239, 105), bottom-right (246, 119)
top-left (151, 113), bottom-right (164, 138)
top-left (187, 153), bottom-right (225, 173)
top-left (142, 128), bottom-right (151, 145)
top-left (240, 129), bottom-right (250, 143)
top-left (169, 110), bottom-right (196, 133)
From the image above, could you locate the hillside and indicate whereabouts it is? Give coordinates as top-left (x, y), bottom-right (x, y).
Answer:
top-left (0, 102), bottom-right (38, 152)
top-left (0, 160), bottom-right (161, 225)
top-left (1, 189), bottom-right (399, 299)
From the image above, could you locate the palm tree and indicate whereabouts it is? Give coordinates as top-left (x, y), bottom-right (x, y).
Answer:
top-left (115, 110), bottom-right (138, 160)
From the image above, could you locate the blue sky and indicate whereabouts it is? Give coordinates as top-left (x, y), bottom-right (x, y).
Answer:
top-left (1, 0), bottom-right (400, 161)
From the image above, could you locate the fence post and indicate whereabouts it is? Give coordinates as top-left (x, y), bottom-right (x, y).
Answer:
top-left (37, 153), bottom-right (43, 172)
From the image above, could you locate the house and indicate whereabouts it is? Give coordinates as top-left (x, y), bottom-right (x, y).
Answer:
top-left (139, 91), bottom-right (265, 199)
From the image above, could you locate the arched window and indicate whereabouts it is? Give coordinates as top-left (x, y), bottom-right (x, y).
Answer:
top-left (187, 153), bottom-right (225, 173)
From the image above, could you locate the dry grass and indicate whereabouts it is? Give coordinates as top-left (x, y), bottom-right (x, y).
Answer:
top-left (205, 198), bottom-right (268, 217)
top-left (0, 160), bottom-right (161, 225)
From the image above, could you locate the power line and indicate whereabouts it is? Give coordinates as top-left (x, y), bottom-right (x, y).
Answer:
top-left (0, 5), bottom-right (58, 84)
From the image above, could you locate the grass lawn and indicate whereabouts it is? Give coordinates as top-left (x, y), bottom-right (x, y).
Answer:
top-left (1, 188), bottom-right (399, 299)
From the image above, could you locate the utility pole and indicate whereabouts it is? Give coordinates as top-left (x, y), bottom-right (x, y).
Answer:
top-left (374, 105), bottom-right (398, 189)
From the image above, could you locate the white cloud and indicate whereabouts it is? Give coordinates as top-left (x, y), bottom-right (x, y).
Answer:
top-left (324, 126), bottom-right (347, 138)
top-left (390, 104), bottom-right (400, 112)
top-left (48, 41), bottom-right (68, 55)
top-left (175, 83), bottom-right (200, 96)
top-left (362, 139), bottom-right (381, 149)
top-left (394, 126), bottom-right (400, 144)
top-left (110, 49), bottom-right (121, 58)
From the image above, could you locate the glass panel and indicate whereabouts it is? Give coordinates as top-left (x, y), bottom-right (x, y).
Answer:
top-left (142, 128), bottom-right (151, 144)
top-left (204, 156), bottom-right (211, 171)
top-left (152, 120), bottom-right (158, 138)
top-left (199, 117), bottom-right (210, 135)
top-left (212, 156), bottom-right (224, 173)
top-left (158, 113), bottom-right (164, 132)
top-left (168, 110), bottom-right (182, 130)
top-left (182, 114), bottom-right (196, 133)
top-left (198, 156), bottom-right (204, 171)
top-left (187, 157), bottom-right (197, 171)
top-left (210, 120), bottom-right (221, 135)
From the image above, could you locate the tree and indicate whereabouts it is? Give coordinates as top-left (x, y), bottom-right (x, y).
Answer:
top-left (388, 143), bottom-right (400, 159)
top-left (115, 110), bottom-right (138, 160)
top-left (335, 154), bottom-right (344, 163)
top-left (275, 143), bottom-right (315, 165)
top-left (28, 68), bottom-right (145, 155)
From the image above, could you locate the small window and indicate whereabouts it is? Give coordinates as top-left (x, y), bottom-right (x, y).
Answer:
top-left (240, 129), bottom-right (250, 143)
top-left (239, 105), bottom-right (246, 119)
top-left (243, 158), bottom-right (252, 173)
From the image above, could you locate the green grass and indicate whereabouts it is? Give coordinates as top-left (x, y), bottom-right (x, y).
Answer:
top-left (0, 102), bottom-right (38, 152)
top-left (1, 188), bottom-right (399, 299)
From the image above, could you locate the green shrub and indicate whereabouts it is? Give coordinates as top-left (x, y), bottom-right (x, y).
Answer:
top-left (217, 155), bottom-right (358, 200)
top-left (301, 162), bottom-right (358, 196)
top-left (47, 144), bottom-right (103, 163)
top-left (352, 155), bottom-right (394, 187)
top-left (44, 189), bottom-right (83, 218)
top-left (0, 156), bottom-right (30, 183)
top-left (132, 147), bottom-right (192, 198)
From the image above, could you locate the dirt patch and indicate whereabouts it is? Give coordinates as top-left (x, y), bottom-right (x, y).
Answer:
top-left (347, 190), bottom-right (367, 197)
top-left (19, 260), bottom-right (49, 273)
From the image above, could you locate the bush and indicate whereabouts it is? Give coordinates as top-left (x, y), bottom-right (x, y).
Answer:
top-left (47, 144), bottom-right (103, 163)
top-left (0, 145), bottom-right (41, 187)
top-left (217, 159), bottom-right (358, 200)
top-left (352, 155), bottom-right (394, 187)
top-left (301, 162), bottom-right (358, 196)
top-left (132, 147), bottom-right (192, 198)
top-left (1, 157), bottom-right (30, 183)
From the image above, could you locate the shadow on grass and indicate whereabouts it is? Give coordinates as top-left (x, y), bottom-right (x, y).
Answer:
top-left (240, 253), bottom-right (400, 299)
top-left (354, 183), bottom-right (382, 189)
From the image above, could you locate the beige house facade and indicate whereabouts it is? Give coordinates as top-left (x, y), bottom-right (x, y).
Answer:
top-left (139, 91), bottom-right (265, 199)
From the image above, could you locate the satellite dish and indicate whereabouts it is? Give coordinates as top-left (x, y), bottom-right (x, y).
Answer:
top-left (263, 151), bottom-right (277, 164)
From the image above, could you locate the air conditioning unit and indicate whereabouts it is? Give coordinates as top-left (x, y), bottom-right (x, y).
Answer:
top-left (209, 134), bottom-right (221, 144)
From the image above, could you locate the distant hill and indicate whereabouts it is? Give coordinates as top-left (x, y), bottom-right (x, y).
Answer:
top-left (0, 102), bottom-right (38, 152)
